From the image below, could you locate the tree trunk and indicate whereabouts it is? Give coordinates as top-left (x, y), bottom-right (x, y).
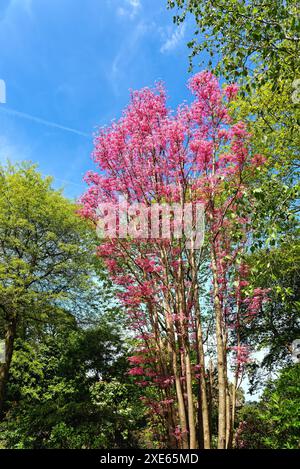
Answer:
top-left (0, 317), bottom-right (17, 417)
top-left (161, 252), bottom-right (189, 449)
top-left (189, 239), bottom-right (211, 449)
top-left (228, 375), bottom-right (238, 449)
top-left (172, 348), bottom-right (189, 449)
top-left (208, 359), bottom-right (214, 441)
top-left (225, 387), bottom-right (232, 448)
top-left (195, 304), bottom-right (211, 448)
top-left (184, 344), bottom-right (197, 448)
top-left (211, 250), bottom-right (227, 449)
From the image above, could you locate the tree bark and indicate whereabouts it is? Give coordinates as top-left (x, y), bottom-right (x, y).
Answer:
top-left (172, 348), bottom-right (189, 449)
top-left (0, 317), bottom-right (17, 417)
top-left (225, 387), bottom-right (232, 448)
top-left (211, 250), bottom-right (227, 449)
top-left (189, 236), bottom-right (211, 449)
top-left (208, 359), bottom-right (214, 441)
top-left (195, 301), bottom-right (211, 448)
top-left (184, 344), bottom-right (197, 448)
top-left (228, 372), bottom-right (238, 449)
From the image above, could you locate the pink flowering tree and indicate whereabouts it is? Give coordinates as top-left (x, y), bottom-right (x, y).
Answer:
top-left (80, 72), bottom-right (267, 449)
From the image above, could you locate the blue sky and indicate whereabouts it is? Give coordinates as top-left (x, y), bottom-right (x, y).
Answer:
top-left (0, 0), bottom-right (203, 199)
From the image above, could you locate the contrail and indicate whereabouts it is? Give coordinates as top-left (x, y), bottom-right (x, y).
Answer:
top-left (0, 106), bottom-right (91, 138)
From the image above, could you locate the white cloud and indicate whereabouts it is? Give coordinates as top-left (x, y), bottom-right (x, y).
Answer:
top-left (160, 24), bottom-right (186, 53)
top-left (128, 0), bottom-right (140, 8)
top-left (116, 0), bottom-right (141, 20)
top-left (0, 0), bottom-right (33, 25)
top-left (117, 6), bottom-right (126, 16)
top-left (16, 0), bottom-right (33, 15)
top-left (0, 134), bottom-right (28, 164)
top-left (110, 20), bottom-right (149, 96)
top-left (0, 80), bottom-right (6, 104)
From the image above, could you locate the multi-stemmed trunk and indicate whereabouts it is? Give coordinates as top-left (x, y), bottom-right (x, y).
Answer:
top-left (184, 342), bottom-right (197, 448)
top-left (194, 290), bottom-right (211, 448)
top-left (211, 249), bottom-right (227, 449)
top-left (177, 247), bottom-right (197, 450)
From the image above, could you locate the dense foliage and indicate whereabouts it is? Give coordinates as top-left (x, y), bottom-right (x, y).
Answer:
top-left (168, 0), bottom-right (300, 87)
top-left (236, 365), bottom-right (300, 449)
top-left (0, 316), bottom-right (146, 449)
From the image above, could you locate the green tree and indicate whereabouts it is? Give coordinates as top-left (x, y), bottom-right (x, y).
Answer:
top-left (244, 239), bottom-right (300, 376)
top-left (228, 84), bottom-right (300, 373)
top-left (0, 315), bottom-right (146, 449)
top-left (235, 403), bottom-right (268, 449)
top-left (168, 0), bottom-right (300, 87)
top-left (260, 364), bottom-right (300, 448)
top-left (236, 365), bottom-right (300, 449)
top-left (0, 162), bottom-right (94, 415)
